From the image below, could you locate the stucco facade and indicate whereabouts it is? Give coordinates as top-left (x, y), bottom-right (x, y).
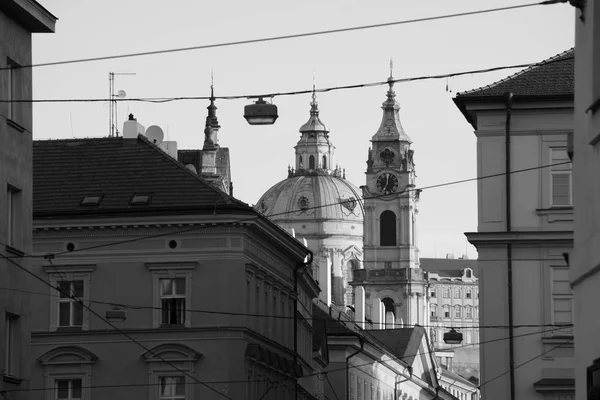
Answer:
top-left (454, 50), bottom-right (575, 400)
top-left (571, 3), bottom-right (600, 400)
top-left (0, 2), bottom-right (55, 399)
top-left (29, 129), bottom-right (322, 400)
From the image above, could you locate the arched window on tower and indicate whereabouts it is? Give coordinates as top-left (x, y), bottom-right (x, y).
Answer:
top-left (299, 155), bottom-right (303, 168)
top-left (322, 155), bottom-right (327, 169)
top-left (309, 155), bottom-right (315, 169)
top-left (381, 297), bottom-right (397, 329)
top-left (380, 211), bottom-right (397, 246)
top-left (344, 259), bottom-right (360, 306)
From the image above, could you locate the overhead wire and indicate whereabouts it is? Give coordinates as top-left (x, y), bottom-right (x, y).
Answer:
top-left (11, 160), bottom-right (570, 262)
top-left (0, 281), bottom-right (572, 330)
top-left (0, 55), bottom-right (574, 103)
top-left (0, 322), bottom-right (570, 394)
top-left (0, 1), bottom-right (567, 72)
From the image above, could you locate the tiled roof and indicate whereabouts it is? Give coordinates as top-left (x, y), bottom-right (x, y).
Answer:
top-left (365, 326), bottom-right (425, 366)
top-left (312, 303), bottom-right (358, 336)
top-left (420, 258), bottom-right (479, 277)
top-left (33, 136), bottom-right (244, 217)
top-left (456, 48), bottom-right (574, 98)
top-left (441, 367), bottom-right (478, 388)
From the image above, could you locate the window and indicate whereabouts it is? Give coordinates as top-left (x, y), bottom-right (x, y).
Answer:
top-left (160, 278), bottom-right (186, 325)
top-left (551, 267), bottom-right (573, 334)
top-left (4, 313), bottom-right (18, 376)
top-left (454, 287), bottom-right (461, 298)
top-left (309, 155), bottom-right (315, 169)
top-left (465, 306), bottom-right (473, 319)
top-left (322, 155), bottom-right (327, 169)
top-left (466, 288), bottom-right (472, 299)
top-left (6, 58), bottom-right (23, 124)
top-left (430, 288), bottom-right (436, 298)
top-left (57, 281), bottom-right (84, 328)
top-left (380, 210), bottom-right (397, 246)
top-left (159, 376), bottom-right (185, 400)
top-left (44, 265), bottom-right (95, 331)
top-left (454, 305), bottom-right (462, 318)
top-left (465, 269), bottom-right (472, 278)
top-left (147, 262), bottom-right (196, 328)
top-left (443, 305), bottom-right (450, 318)
top-left (430, 304), bottom-right (437, 317)
top-left (56, 379), bottom-right (82, 400)
top-left (443, 287), bottom-right (450, 298)
top-left (550, 148), bottom-right (572, 206)
top-left (6, 185), bottom-right (20, 249)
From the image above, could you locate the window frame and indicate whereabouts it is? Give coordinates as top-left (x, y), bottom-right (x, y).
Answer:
top-left (4, 312), bottom-right (19, 377)
top-left (465, 287), bottom-right (472, 299)
top-left (157, 374), bottom-right (187, 400)
top-left (443, 305), bottom-right (450, 319)
top-left (6, 58), bottom-right (23, 125)
top-left (442, 287), bottom-right (450, 298)
top-left (465, 305), bottom-right (473, 319)
top-left (549, 147), bottom-right (573, 207)
top-left (550, 265), bottom-right (573, 335)
top-left (430, 303), bottom-right (437, 317)
top-left (57, 280), bottom-right (85, 329)
top-left (147, 262), bottom-right (196, 329)
top-left (454, 287), bottom-right (461, 299)
top-left (55, 378), bottom-right (83, 400)
top-left (44, 265), bottom-right (95, 332)
top-left (6, 184), bottom-right (21, 250)
top-left (454, 305), bottom-right (462, 318)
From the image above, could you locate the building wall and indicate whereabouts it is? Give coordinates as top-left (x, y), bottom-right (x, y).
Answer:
top-left (466, 107), bottom-right (574, 400)
top-left (29, 218), bottom-right (316, 400)
top-left (0, 4), bottom-right (54, 399)
top-left (572, 3), bottom-right (600, 400)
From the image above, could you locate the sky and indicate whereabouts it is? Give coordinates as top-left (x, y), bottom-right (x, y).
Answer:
top-left (31, 0), bottom-right (575, 259)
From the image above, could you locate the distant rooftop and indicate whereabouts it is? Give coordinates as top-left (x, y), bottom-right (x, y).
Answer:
top-left (33, 136), bottom-right (243, 218)
top-left (420, 257), bottom-right (479, 277)
top-left (456, 48), bottom-right (574, 98)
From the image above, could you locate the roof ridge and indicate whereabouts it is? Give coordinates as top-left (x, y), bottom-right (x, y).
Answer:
top-left (136, 134), bottom-right (244, 207)
top-left (457, 48), bottom-right (574, 96)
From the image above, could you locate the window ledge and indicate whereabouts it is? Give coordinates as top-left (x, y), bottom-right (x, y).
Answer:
top-left (159, 324), bottom-right (187, 329)
top-left (542, 335), bottom-right (574, 346)
top-left (5, 245), bottom-right (25, 257)
top-left (536, 207), bottom-right (573, 215)
top-left (6, 119), bottom-right (25, 132)
top-left (56, 326), bottom-right (83, 332)
top-left (3, 374), bottom-right (23, 385)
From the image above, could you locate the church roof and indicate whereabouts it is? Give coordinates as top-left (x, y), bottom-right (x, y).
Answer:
top-left (372, 77), bottom-right (411, 142)
top-left (33, 135), bottom-right (243, 218)
top-left (455, 48), bottom-right (574, 98)
top-left (256, 174), bottom-right (364, 224)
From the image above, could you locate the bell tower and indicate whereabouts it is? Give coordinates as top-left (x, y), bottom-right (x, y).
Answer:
top-left (354, 68), bottom-right (427, 329)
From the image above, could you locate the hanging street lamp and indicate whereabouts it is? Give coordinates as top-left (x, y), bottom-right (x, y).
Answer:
top-left (244, 97), bottom-right (279, 125)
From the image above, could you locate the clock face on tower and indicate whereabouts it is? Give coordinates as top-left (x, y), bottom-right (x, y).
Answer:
top-left (376, 172), bottom-right (399, 194)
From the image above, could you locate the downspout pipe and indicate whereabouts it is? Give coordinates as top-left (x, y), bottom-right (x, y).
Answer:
top-left (504, 91), bottom-right (516, 400)
top-left (346, 336), bottom-right (365, 400)
top-left (294, 249), bottom-right (313, 400)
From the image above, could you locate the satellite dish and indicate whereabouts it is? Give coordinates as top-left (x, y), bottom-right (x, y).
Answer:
top-left (145, 125), bottom-right (164, 145)
top-left (116, 90), bottom-right (127, 98)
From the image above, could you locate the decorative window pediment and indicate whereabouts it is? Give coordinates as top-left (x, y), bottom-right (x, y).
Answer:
top-left (38, 346), bottom-right (98, 366)
top-left (141, 344), bottom-right (202, 364)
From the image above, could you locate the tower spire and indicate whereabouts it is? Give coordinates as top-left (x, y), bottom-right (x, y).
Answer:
top-left (310, 70), bottom-right (318, 115)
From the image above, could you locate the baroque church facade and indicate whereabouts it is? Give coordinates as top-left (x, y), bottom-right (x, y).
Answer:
top-left (256, 74), bottom-right (428, 330)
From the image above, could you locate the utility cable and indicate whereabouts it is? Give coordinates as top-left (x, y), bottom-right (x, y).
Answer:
top-left (0, 283), bottom-right (573, 330)
top-left (0, 54), bottom-right (574, 103)
top-left (0, 323), bottom-right (567, 394)
top-left (11, 160), bottom-right (571, 262)
top-left (0, 253), bottom-right (234, 400)
top-left (477, 337), bottom-right (573, 390)
top-left (0, 1), bottom-right (566, 71)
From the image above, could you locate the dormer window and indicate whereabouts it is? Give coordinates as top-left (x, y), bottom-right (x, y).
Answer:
top-left (130, 194), bottom-right (151, 205)
top-left (465, 269), bottom-right (472, 278)
top-left (80, 196), bottom-right (102, 206)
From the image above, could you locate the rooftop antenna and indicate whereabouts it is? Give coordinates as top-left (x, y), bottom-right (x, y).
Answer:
top-left (108, 72), bottom-right (136, 137)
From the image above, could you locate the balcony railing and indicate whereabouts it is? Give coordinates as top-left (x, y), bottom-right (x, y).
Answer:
top-left (352, 267), bottom-right (427, 283)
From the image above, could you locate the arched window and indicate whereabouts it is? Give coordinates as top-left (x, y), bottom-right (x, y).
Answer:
top-left (380, 211), bottom-right (397, 246)
top-left (465, 269), bottom-right (472, 278)
top-left (322, 155), bottom-right (327, 169)
top-left (309, 155), bottom-right (315, 169)
top-left (299, 155), bottom-right (303, 166)
top-left (382, 297), bottom-right (396, 329)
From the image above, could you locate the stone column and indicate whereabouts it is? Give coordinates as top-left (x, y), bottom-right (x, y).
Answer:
top-left (355, 286), bottom-right (366, 329)
top-left (372, 298), bottom-right (383, 330)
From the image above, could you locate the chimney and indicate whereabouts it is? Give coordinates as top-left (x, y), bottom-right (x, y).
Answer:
top-left (123, 114), bottom-right (145, 138)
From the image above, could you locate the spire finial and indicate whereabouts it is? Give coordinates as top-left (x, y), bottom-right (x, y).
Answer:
top-left (389, 58), bottom-right (394, 79)
top-left (210, 69), bottom-right (215, 100)
top-left (310, 69), bottom-right (318, 114)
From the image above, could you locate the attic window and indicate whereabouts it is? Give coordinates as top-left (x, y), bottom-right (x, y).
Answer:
top-left (130, 194), bottom-right (152, 205)
top-left (80, 196), bottom-right (102, 206)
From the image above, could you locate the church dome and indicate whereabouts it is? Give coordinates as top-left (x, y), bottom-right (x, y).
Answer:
top-left (256, 173), bottom-right (364, 223)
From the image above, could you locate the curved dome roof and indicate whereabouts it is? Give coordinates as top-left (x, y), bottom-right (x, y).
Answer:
top-left (256, 173), bottom-right (364, 223)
